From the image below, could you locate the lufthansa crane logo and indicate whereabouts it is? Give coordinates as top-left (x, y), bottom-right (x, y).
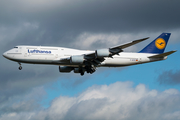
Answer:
top-left (155, 38), bottom-right (166, 49)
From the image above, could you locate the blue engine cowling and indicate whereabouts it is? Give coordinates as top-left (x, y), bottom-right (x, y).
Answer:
top-left (70, 55), bottom-right (84, 64)
top-left (95, 49), bottom-right (110, 58)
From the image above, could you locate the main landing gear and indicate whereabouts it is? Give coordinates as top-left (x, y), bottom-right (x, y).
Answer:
top-left (18, 63), bottom-right (22, 70)
top-left (80, 71), bottom-right (84, 76)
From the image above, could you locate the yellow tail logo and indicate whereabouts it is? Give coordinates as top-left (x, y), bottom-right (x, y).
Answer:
top-left (155, 38), bottom-right (166, 49)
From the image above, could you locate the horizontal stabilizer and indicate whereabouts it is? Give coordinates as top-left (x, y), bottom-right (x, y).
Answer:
top-left (148, 50), bottom-right (177, 58)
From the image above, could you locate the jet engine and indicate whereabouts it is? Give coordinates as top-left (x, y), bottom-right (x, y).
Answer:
top-left (73, 67), bottom-right (85, 73)
top-left (95, 49), bottom-right (111, 58)
top-left (74, 67), bottom-right (85, 76)
top-left (70, 55), bottom-right (84, 64)
top-left (59, 66), bottom-right (73, 72)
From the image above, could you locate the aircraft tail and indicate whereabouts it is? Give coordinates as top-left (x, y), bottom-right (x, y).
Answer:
top-left (139, 33), bottom-right (171, 54)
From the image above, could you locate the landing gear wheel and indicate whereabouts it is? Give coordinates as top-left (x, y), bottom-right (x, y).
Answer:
top-left (18, 62), bottom-right (22, 70)
top-left (19, 66), bottom-right (22, 70)
top-left (80, 72), bottom-right (84, 76)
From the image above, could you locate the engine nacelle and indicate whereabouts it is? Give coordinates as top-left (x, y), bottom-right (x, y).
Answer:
top-left (74, 67), bottom-right (85, 73)
top-left (74, 68), bottom-right (80, 73)
top-left (70, 55), bottom-right (84, 64)
top-left (59, 66), bottom-right (73, 73)
top-left (95, 49), bottom-right (110, 58)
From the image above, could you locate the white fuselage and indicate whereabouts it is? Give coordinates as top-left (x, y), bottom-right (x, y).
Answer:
top-left (3, 45), bottom-right (166, 67)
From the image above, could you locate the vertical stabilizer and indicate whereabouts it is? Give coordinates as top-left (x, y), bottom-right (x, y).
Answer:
top-left (139, 33), bottom-right (171, 54)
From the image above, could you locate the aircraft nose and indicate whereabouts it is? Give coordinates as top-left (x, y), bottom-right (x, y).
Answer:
top-left (3, 52), bottom-right (7, 58)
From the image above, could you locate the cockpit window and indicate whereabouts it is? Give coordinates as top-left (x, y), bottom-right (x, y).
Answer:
top-left (14, 47), bottom-right (18, 48)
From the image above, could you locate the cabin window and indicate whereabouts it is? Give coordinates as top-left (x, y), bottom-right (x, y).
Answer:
top-left (14, 47), bottom-right (18, 48)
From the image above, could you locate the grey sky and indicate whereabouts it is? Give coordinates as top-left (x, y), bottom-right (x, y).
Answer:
top-left (1, 0), bottom-right (180, 48)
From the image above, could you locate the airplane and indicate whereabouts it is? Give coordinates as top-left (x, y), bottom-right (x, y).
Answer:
top-left (3, 33), bottom-right (176, 76)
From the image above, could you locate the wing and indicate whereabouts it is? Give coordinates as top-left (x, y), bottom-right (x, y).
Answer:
top-left (83, 37), bottom-right (149, 72)
top-left (110, 37), bottom-right (149, 50)
top-left (84, 37), bottom-right (149, 57)
top-left (58, 37), bottom-right (149, 74)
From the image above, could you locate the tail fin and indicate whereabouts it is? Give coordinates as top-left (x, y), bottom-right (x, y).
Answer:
top-left (139, 33), bottom-right (171, 54)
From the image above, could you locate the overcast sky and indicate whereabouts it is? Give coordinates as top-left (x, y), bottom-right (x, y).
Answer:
top-left (0, 0), bottom-right (180, 120)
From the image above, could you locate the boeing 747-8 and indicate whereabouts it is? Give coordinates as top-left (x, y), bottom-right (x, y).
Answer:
top-left (3, 33), bottom-right (176, 76)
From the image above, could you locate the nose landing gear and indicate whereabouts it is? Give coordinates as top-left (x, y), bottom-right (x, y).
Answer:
top-left (18, 63), bottom-right (22, 70)
top-left (19, 66), bottom-right (22, 70)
